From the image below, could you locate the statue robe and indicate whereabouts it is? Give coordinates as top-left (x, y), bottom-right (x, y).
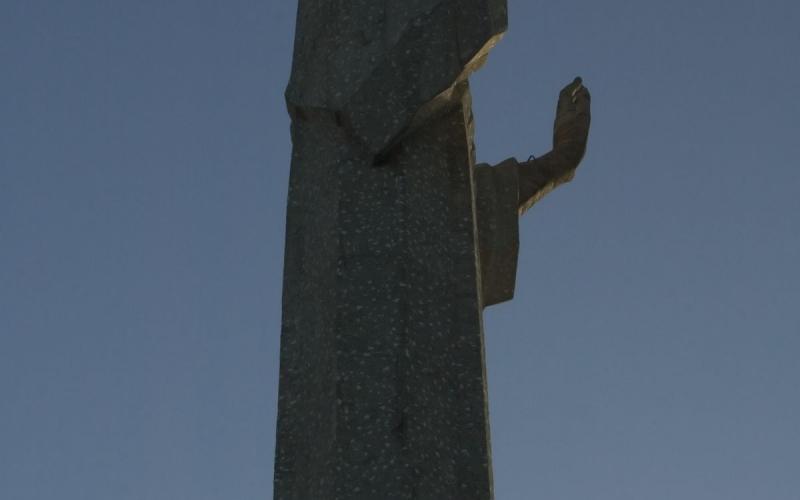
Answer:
top-left (276, 2), bottom-right (517, 499)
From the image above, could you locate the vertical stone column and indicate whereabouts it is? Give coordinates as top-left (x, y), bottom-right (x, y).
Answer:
top-left (276, 2), bottom-right (509, 499)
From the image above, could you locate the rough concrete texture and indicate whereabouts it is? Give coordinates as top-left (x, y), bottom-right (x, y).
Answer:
top-left (276, 2), bottom-right (518, 499)
top-left (286, 0), bottom-right (507, 158)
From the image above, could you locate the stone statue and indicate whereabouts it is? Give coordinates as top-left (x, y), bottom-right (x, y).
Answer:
top-left (275, 2), bottom-right (590, 499)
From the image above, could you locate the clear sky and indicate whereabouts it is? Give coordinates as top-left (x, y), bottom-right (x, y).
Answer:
top-left (2, 1), bottom-right (798, 499)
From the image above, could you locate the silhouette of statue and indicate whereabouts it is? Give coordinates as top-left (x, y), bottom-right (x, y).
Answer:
top-left (275, 2), bottom-right (590, 498)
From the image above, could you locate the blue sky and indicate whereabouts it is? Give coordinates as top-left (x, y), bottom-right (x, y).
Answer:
top-left (2, 1), bottom-right (798, 499)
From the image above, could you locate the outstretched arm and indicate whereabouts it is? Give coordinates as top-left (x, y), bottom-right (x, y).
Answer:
top-left (518, 77), bottom-right (591, 213)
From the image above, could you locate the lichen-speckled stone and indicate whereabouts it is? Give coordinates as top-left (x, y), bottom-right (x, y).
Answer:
top-left (276, 2), bottom-right (518, 499)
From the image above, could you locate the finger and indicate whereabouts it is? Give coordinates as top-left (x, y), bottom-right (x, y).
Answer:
top-left (571, 85), bottom-right (590, 104)
top-left (560, 76), bottom-right (583, 97)
top-left (573, 88), bottom-right (591, 109)
top-left (560, 86), bottom-right (581, 108)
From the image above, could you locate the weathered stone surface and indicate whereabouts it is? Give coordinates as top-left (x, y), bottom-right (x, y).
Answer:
top-left (275, 2), bottom-right (536, 500)
top-left (276, 82), bottom-right (516, 499)
top-left (286, 0), bottom-right (507, 159)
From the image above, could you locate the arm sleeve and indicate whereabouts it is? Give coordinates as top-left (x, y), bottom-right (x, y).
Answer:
top-left (474, 158), bottom-right (520, 307)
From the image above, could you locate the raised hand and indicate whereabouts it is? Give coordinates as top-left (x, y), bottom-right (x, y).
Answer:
top-left (516, 77), bottom-right (592, 213)
top-left (553, 77), bottom-right (591, 166)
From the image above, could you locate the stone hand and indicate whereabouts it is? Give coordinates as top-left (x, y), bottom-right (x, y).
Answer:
top-left (516, 77), bottom-right (591, 213)
top-left (553, 77), bottom-right (591, 168)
